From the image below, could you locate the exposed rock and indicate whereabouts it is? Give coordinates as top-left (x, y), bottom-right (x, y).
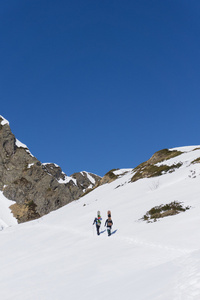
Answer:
top-left (147, 149), bottom-right (182, 165)
top-left (97, 149), bottom-right (183, 186)
top-left (44, 163), bottom-right (65, 181)
top-left (142, 201), bottom-right (190, 222)
top-left (10, 201), bottom-right (40, 223)
top-left (131, 149), bottom-right (183, 182)
top-left (0, 116), bottom-right (101, 223)
top-left (90, 149), bottom-right (184, 188)
top-left (191, 157), bottom-right (200, 164)
top-left (71, 171), bottom-right (101, 190)
top-left (99, 169), bottom-right (119, 185)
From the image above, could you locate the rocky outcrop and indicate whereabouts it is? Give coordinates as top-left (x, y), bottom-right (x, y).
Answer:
top-left (146, 149), bottom-right (182, 165)
top-left (131, 149), bottom-right (183, 182)
top-left (0, 116), bottom-right (101, 223)
top-left (99, 169), bottom-right (119, 185)
top-left (98, 149), bottom-right (183, 186)
top-left (71, 171), bottom-right (101, 190)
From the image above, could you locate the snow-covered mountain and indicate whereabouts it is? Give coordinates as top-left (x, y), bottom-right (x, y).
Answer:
top-left (0, 115), bottom-right (101, 223)
top-left (0, 145), bottom-right (200, 299)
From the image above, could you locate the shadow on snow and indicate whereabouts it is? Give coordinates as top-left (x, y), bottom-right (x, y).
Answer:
top-left (100, 229), bottom-right (118, 235)
top-left (97, 229), bottom-right (118, 236)
top-left (111, 229), bottom-right (118, 235)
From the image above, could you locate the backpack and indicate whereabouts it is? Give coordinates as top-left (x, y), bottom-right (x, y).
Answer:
top-left (97, 216), bottom-right (102, 225)
top-left (107, 219), bottom-right (112, 226)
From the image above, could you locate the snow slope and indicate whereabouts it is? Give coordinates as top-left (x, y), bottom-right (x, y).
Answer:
top-left (0, 146), bottom-right (200, 299)
top-left (0, 192), bottom-right (17, 230)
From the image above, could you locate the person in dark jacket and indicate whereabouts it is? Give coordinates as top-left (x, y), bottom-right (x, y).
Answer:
top-left (105, 214), bottom-right (113, 236)
top-left (93, 214), bottom-right (102, 235)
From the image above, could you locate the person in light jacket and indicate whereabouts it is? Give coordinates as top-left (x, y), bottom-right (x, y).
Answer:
top-left (93, 214), bottom-right (102, 235)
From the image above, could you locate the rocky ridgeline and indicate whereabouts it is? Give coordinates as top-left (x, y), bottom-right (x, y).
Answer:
top-left (98, 147), bottom-right (200, 186)
top-left (0, 116), bottom-right (101, 223)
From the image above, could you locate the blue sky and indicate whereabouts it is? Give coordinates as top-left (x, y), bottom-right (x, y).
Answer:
top-left (1, 0), bottom-right (200, 176)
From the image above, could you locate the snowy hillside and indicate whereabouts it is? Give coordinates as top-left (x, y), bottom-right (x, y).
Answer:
top-left (0, 146), bottom-right (200, 299)
top-left (0, 192), bottom-right (17, 230)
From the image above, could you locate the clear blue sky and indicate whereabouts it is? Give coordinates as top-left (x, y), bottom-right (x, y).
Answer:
top-left (1, 0), bottom-right (200, 176)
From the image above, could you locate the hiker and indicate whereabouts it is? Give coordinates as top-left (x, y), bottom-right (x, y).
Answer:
top-left (105, 213), bottom-right (113, 236)
top-left (93, 213), bottom-right (102, 235)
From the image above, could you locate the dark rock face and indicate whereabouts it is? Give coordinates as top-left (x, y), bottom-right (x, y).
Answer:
top-left (0, 116), bottom-right (101, 223)
top-left (71, 171), bottom-right (101, 190)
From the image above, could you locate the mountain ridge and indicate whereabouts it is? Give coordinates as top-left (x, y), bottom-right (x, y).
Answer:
top-left (0, 115), bottom-right (199, 226)
top-left (0, 115), bottom-right (101, 223)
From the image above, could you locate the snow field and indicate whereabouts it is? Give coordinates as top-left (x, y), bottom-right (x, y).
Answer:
top-left (0, 146), bottom-right (200, 299)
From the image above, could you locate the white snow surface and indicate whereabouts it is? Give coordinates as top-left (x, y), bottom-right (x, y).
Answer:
top-left (0, 146), bottom-right (200, 299)
top-left (15, 139), bottom-right (28, 149)
top-left (0, 115), bottom-right (9, 126)
top-left (58, 174), bottom-right (77, 185)
top-left (15, 139), bottom-right (34, 157)
top-left (113, 168), bottom-right (133, 176)
top-left (81, 171), bottom-right (96, 184)
top-left (0, 192), bottom-right (17, 230)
